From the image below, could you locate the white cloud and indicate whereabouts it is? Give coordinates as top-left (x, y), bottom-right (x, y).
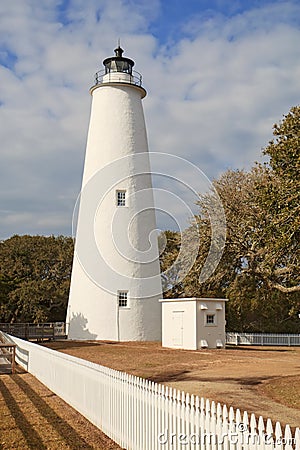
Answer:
top-left (0, 0), bottom-right (299, 238)
top-left (144, 5), bottom-right (300, 176)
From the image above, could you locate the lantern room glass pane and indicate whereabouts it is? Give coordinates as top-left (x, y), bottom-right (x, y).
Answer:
top-left (105, 59), bottom-right (132, 74)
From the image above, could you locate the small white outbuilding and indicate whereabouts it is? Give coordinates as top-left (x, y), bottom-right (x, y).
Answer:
top-left (160, 298), bottom-right (227, 350)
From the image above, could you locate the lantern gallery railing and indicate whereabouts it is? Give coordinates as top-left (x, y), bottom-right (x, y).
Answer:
top-left (94, 69), bottom-right (143, 87)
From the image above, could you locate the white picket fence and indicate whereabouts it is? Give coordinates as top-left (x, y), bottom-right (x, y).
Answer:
top-left (226, 332), bottom-right (300, 346)
top-left (2, 332), bottom-right (300, 450)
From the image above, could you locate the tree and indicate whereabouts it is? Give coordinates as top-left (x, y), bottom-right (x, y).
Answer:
top-left (0, 235), bottom-right (74, 323)
top-left (0, 274), bottom-right (17, 322)
top-left (184, 163), bottom-right (299, 331)
top-left (159, 230), bottom-right (183, 297)
top-left (159, 104), bottom-right (300, 332)
top-left (259, 105), bottom-right (300, 294)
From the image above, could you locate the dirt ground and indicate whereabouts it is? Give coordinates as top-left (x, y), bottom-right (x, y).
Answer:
top-left (44, 341), bottom-right (300, 429)
top-left (0, 367), bottom-right (121, 450)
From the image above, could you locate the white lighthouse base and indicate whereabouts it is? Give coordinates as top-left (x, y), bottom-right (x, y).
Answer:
top-left (67, 256), bottom-right (162, 341)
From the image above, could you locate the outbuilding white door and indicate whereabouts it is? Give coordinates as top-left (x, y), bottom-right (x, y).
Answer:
top-left (172, 311), bottom-right (184, 346)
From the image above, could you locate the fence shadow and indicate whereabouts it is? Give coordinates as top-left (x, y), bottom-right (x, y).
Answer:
top-left (226, 345), bottom-right (291, 353)
top-left (15, 346), bottom-right (30, 370)
top-left (42, 340), bottom-right (102, 351)
top-left (0, 377), bottom-right (47, 449)
top-left (11, 374), bottom-right (94, 449)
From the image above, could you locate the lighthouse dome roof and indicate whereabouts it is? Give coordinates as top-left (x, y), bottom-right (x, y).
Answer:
top-left (103, 46), bottom-right (135, 75)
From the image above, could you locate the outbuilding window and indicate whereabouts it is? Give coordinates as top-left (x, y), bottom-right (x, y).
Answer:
top-left (206, 314), bottom-right (215, 325)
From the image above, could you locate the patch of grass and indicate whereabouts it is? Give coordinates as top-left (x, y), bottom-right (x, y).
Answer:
top-left (260, 376), bottom-right (300, 410)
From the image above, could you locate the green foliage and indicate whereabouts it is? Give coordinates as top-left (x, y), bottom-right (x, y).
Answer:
top-left (160, 105), bottom-right (300, 332)
top-left (159, 230), bottom-right (183, 297)
top-left (264, 106), bottom-right (300, 179)
top-left (0, 235), bottom-right (74, 323)
top-left (258, 106), bottom-right (300, 294)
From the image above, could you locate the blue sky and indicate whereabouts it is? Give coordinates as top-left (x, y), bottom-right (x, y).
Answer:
top-left (0, 0), bottom-right (300, 238)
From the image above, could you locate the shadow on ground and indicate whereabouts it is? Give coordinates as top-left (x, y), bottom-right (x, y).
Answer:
top-left (0, 373), bottom-right (94, 449)
top-left (147, 369), bottom-right (277, 385)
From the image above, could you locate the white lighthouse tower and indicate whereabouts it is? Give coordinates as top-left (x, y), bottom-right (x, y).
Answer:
top-left (66, 45), bottom-right (162, 341)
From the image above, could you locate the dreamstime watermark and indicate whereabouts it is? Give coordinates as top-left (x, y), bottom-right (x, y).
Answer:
top-left (72, 153), bottom-right (226, 298)
top-left (157, 426), bottom-right (296, 447)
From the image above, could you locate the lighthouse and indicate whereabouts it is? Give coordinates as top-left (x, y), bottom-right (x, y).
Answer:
top-left (66, 46), bottom-right (162, 341)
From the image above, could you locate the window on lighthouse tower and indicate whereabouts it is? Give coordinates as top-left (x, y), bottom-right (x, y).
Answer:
top-left (118, 291), bottom-right (128, 308)
top-left (116, 190), bottom-right (126, 206)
